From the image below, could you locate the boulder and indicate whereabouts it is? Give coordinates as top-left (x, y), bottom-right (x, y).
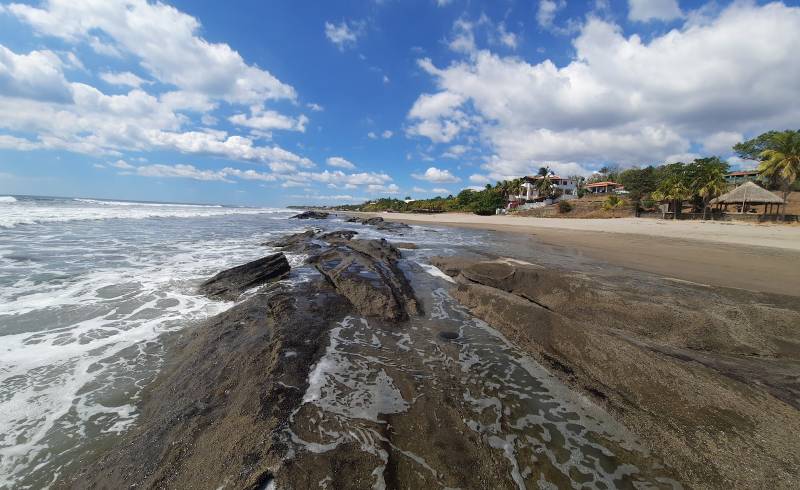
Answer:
top-left (309, 239), bottom-right (418, 321)
top-left (199, 253), bottom-right (290, 301)
top-left (290, 211), bottom-right (329, 220)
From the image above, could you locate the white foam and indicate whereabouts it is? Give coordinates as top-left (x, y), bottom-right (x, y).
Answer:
top-left (418, 263), bottom-right (455, 283)
top-left (0, 198), bottom-right (291, 228)
top-left (0, 195), bottom-right (17, 203)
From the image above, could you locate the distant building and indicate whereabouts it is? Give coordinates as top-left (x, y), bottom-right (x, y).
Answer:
top-left (510, 175), bottom-right (577, 202)
top-left (725, 170), bottom-right (759, 185)
top-left (585, 181), bottom-right (623, 194)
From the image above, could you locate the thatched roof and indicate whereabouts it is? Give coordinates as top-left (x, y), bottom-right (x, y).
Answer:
top-left (710, 181), bottom-right (784, 205)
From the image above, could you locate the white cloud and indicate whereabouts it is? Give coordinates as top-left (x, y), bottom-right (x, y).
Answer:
top-left (109, 159), bottom-right (133, 169)
top-left (431, 187), bottom-right (451, 194)
top-left (381, 130), bottom-right (393, 139)
top-left (628, 0), bottom-right (683, 23)
top-left (326, 156), bottom-right (356, 170)
top-left (135, 163), bottom-right (232, 182)
top-left (100, 71), bottom-right (149, 88)
top-left (435, 0), bottom-right (454, 6)
top-left (325, 20), bottom-right (362, 50)
top-left (0, 45), bottom-right (72, 102)
top-left (367, 183), bottom-right (400, 194)
top-left (7, 0), bottom-right (296, 105)
top-left (448, 18), bottom-right (476, 54)
top-left (496, 23), bottom-right (518, 49)
top-left (469, 173), bottom-right (490, 184)
top-left (307, 102), bottom-right (324, 112)
top-left (701, 131), bottom-right (743, 155)
top-left (0, 2), bottom-right (313, 170)
top-left (229, 108), bottom-right (308, 133)
top-left (409, 2), bottom-right (800, 179)
top-left (412, 166), bottom-right (460, 183)
top-left (411, 186), bottom-right (427, 193)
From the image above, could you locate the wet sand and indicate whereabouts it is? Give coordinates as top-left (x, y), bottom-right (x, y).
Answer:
top-left (351, 213), bottom-right (800, 296)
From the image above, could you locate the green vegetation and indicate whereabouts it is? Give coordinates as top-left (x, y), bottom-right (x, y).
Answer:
top-left (602, 195), bottom-right (625, 218)
top-left (335, 185), bottom-right (506, 215)
top-left (558, 200), bottom-right (572, 213)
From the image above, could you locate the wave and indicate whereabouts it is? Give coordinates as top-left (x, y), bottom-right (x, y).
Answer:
top-left (0, 202), bottom-right (294, 228)
top-left (0, 196), bottom-right (18, 203)
top-left (73, 198), bottom-right (224, 208)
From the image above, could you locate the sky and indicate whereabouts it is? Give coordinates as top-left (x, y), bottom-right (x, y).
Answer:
top-left (0, 0), bottom-right (799, 206)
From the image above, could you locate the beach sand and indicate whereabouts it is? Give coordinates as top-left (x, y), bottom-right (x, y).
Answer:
top-left (352, 213), bottom-right (800, 296)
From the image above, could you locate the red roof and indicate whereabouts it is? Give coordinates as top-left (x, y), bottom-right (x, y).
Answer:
top-left (585, 181), bottom-right (620, 188)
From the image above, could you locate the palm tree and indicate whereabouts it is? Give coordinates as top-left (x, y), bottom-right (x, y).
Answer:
top-left (535, 174), bottom-right (554, 198)
top-left (537, 166), bottom-right (551, 177)
top-left (603, 195), bottom-right (625, 218)
top-left (758, 131), bottom-right (800, 219)
top-left (568, 175), bottom-right (585, 197)
top-left (690, 157), bottom-right (728, 220)
top-left (653, 163), bottom-right (692, 219)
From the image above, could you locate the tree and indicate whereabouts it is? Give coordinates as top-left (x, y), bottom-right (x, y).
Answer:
top-left (733, 130), bottom-right (788, 161)
top-left (537, 166), bottom-right (551, 177)
top-left (652, 163), bottom-right (692, 219)
top-left (535, 174), bottom-right (554, 198)
top-left (758, 131), bottom-right (800, 218)
top-left (617, 166), bottom-right (658, 201)
top-left (602, 195), bottom-right (625, 218)
top-left (689, 157), bottom-right (729, 219)
top-left (404, 196), bottom-right (411, 200)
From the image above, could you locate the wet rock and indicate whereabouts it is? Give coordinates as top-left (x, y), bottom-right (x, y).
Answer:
top-left (290, 210), bottom-right (330, 220)
top-left (436, 255), bottom-right (800, 489)
top-left (392, 242), bottom-right (417, 250)
top-left (309, 238), bottom-right (418, 321)
top-left (63, 280), bottom-right (352, 490)
top-left (346, 215), bottom-right (412, 233)
top-left (198, 253), bottom-right (290, 301)
top-left (263, 229), bottom-right (320, 250)
top-left (318, 229), bottom-right (358, 242)
top-left (438, 331), bottom-right (459, 341)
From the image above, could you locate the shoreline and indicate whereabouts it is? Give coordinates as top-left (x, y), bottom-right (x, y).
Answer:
top-left (347, 212), bottom-right (800, 296)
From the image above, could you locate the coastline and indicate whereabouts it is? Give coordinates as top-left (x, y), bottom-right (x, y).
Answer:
top-left (347, 212), bottom-right (800, 296)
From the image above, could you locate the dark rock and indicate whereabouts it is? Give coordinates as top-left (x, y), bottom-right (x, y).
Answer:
top-left (309, 238), bottom-right (418, 321)
top-left (290, 210), bottom-right (329, 220)
top-left (262, 229), bottom-right (320, 249)
top-left (347, 216), bottom-right (412, 233)
top-left (198, 253), bottom-right (290, 301)
top-left (64, 280), bottom-right (351, 489)
top-left (438, 331), bottom-right (459, 341)
top-left (318, 229), bottom-right (358, 242)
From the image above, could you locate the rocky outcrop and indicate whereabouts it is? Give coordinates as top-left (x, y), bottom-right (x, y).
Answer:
top-left (431, 255), bottom-right (800, 489)
top-left (290, 210), bottom-right (330, 220)
top-left (310, 238), bottom-right (418, 321)
top-left (346, 215), bottom-right (411, 233)
top-left (64, 281), bottom-right (352, 490)
top-left (198, 253), bottom-right (290, 301)
top-left (263, 229), bottom-right (359, 253)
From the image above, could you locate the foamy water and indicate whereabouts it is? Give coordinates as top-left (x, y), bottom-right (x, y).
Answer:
top-left (0, 195), bottom-right (289, 228)
top-left (0, 196), bottom-right (306, 488)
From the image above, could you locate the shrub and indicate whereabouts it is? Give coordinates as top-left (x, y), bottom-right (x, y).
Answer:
top-left (558, 200), bottom-right (572, 213)
top-left (641, 199), bottom-right (655, 209)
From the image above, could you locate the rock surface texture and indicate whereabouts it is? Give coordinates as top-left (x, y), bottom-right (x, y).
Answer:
top-left (430, 255), bottom-right (800, 489)
top-left (289, 210), bottom-right (330, 219)
top-left (198, 253), bottom-right (290, 301)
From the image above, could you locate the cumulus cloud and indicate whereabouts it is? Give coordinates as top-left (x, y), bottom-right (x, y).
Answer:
top-left (134, 163), bottom-right (232, 182)
top-left (229, 109), bottom-right (308, 133)
top-left (324, 20), bottom-right (363, 50)
top-left (411, 166), bottom-right (460, 183)
top-left (0, 1), bottom-right (312, 169)
top-left (100, 71), bottom-right (149, 88)
top-left (7, 0), bottom-right (296, 104)
top-left (628, 0), bottom-right (683, 23)
top-left (326, 156), bottom-right (356, 170)
top-left (408, 2), bottom-right (800, 179)
top-left (431, 187), bottom-right (451, 194)
top-left (0, 45), bottom-right (72, 102)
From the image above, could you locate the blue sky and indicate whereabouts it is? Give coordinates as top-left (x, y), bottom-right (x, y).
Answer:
top-left (0, 0), bottom-right (799, 206)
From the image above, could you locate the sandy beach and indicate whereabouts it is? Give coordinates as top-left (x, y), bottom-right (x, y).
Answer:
top-left (353, 213), bottom-right (800, 296)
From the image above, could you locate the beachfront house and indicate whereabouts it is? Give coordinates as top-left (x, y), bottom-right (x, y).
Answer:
top-left (724, 170), bottom-right (759, 186)
top-left (585, 181), bottom-right (623, 195)
top-left (511, 175), bottom-right (578, 202)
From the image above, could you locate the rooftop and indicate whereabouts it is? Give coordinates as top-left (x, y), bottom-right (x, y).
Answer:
top-left (710, 181), bottom-right (784, 205)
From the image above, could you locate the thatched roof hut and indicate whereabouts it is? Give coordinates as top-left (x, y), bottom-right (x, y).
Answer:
top-left (710, 181), bottom-right (784, 214)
